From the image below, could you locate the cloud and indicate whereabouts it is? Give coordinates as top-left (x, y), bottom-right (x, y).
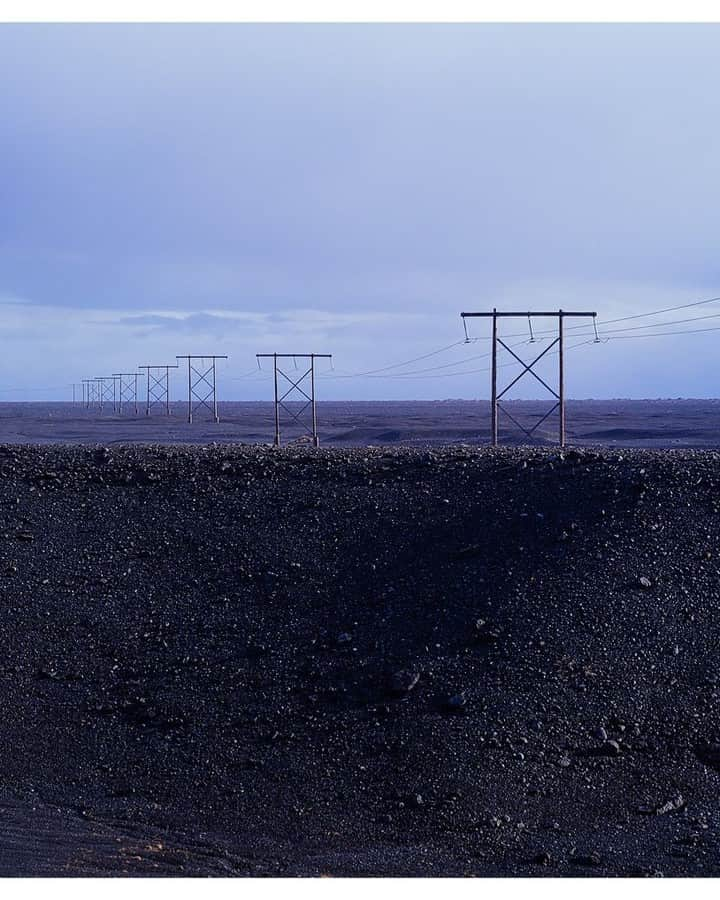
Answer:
top-left (117, 312), bottom-right (264, 337)
top-left (114, 307), bottom-right (432, 341)
top-left (2, 25), bottom-right (720, 399)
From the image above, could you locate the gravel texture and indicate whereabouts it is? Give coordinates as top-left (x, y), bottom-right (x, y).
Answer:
top-left (1, 442), bottom-right (720, 875)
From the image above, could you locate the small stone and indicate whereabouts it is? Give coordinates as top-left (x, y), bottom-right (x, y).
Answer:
top-left (532, 851), bottom-right (551, 866)
top-left (603, 739), bottom-right (621, 756)
top-left (654, 794), bottom-right (685, 815)
top-left (593, 726), bottom-right (608, 741)
top-left (389, 669), bottom-right (420, 695)
top-left (444, 693), bottom-right (467, 712)
top-left (336, 632), bottom-right (352, 645)
top-left (473, 619), bottom-right (501, 643)
top-left (638, 576), bottom-right (652, 589)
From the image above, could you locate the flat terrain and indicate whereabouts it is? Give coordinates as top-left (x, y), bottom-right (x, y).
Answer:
top-left (2, 399), bottom-right (720, 448)
top-left (1, 443), bottom-right (720, 875)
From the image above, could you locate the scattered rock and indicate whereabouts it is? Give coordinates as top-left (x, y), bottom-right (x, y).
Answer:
top-left (602, 739), bottom-right (622, 757)
top-left (389, 670), bottom-right (420, 695)
top-left (572, 851), bottom-right (601, 867)
top-left (443, 693), bottom-right (467, 713)
top-left (93, 447), bottom-right (111, 465)
top-left (639, 794), bottom-right (686, 816)
top-left (473, 619), bottom-right (501, 643)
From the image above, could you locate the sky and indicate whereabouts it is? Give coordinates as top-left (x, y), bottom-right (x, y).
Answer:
top-left (1, 23), bottom-right (720, 400)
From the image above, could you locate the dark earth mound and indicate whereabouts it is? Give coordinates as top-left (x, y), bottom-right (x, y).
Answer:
top-left (1, 443), bottom-right (720, 875)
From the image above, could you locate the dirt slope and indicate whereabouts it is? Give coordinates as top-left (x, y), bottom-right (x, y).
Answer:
top-left (1, 443), bottom-right (720, 876)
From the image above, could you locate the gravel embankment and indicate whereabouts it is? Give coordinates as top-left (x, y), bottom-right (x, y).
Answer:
top-left (1, 443), bottom-right (720, 876)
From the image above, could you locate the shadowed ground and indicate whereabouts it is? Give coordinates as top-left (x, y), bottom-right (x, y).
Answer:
top-left (1, 443), bottom-right (720, 875)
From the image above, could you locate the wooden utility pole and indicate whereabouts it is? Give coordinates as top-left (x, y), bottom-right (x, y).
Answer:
top-left (461, 309), bottom-right (597, 447)
top-left (256, 353), bottom-right (332, 447)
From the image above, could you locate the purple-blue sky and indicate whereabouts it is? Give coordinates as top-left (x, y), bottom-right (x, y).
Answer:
top-left (1, 23), bottom-right (720, 399)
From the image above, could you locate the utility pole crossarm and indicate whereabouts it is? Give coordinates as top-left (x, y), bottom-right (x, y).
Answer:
top-left (461, 311), bottom-right (597, 318)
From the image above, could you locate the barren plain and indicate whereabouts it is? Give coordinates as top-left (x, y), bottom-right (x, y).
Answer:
top-left (1, 436), bottom-right (720, 875)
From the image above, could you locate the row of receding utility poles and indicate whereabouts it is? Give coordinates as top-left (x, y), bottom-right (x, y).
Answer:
top-left (74, 356), bottom-right (227, 424)
top-left (72, 352), bottom-right (334, 446)
top-left (70, 307), bottom-right (598, 447)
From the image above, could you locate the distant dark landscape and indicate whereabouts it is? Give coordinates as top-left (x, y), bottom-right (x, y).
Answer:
top-left (2, 399), bottom-right (720, 448)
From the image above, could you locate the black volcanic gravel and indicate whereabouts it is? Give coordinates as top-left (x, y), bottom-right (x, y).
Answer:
top-left (1, 443), bottom-right (720, 875)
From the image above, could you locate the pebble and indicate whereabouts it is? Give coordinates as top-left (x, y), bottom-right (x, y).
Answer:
top-left (389, 670), bottom-right (420, 695)
top-left (445, 693), bottom-right (466, 711)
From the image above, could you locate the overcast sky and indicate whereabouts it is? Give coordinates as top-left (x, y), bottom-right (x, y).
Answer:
top-left (1, 23), bottom-right (719, 400)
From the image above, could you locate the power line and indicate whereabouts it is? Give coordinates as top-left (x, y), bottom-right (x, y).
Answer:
top-left (463, 294), bottom-right (720, 340)
top-left (323, 340), bottom-right (467, 378)
top-left (519, 310), bottom-right (720, 340)
top-left (322, 293), bottom-right (720, 383)
top-left (329, 339), bottom-right (533, 379)
top-left (318, 311), bottom-right (720, 382)
top-left (591, 311), bottom-right (720, 336)
top-left (604, 325), bottom-right (720, 340)
top-left (357, 338), bottom-right (597, 380)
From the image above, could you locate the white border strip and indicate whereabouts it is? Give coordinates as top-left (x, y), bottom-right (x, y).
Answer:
top-left (2, 1), bottom-right (720, 23)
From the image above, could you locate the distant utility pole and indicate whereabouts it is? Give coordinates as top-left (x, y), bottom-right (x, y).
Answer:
top-left (256, 353), bottom-right (332, 447)
top-left (82, 378), bottom-right (100, 410)
top-left (112, 372), bottom-right (144, 415)
top-left (94, 376), bottom-right (118, 414)
top-left (138, 364), bottom-right (178, 416)
top-left (176, 355), bottom-right (228, 424)
top-left (460, 309), bottom-right (597, 447)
